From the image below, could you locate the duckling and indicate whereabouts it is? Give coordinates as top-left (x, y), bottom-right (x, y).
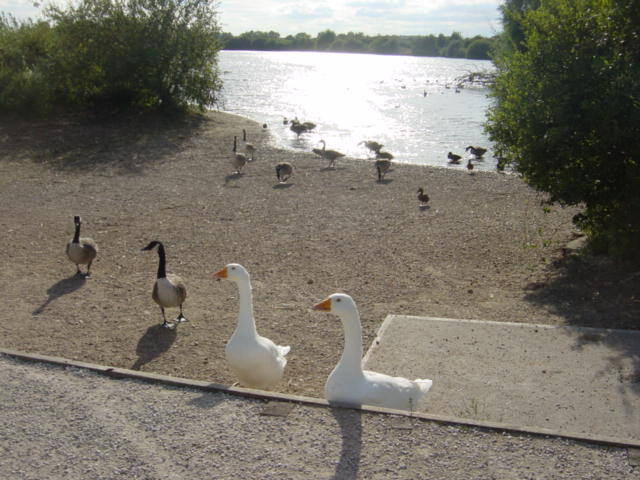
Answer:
top-left (66, 215), bottom-right (98, 277)
top-left (447, 151), bottom-right (462, 164)
top-left (232, 136), bottom-right (247, 174)
top-left (141, 240), bottom-right (187, 329)
top-left (242, 129), bottom-right (256, 161)
top-left (375, 158), bottom-right (391, 182)
top-left (465, 146), bottom-right (487, 158)
top-left (417, 188), bottom-right (430, 206)
top-left (275, 162), bottom-right (294, 183)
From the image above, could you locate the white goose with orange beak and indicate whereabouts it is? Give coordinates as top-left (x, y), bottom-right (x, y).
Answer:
top-left (313, 293), bottom-right (432, 410)
top-left (214, 263), bottom-right (290, 390)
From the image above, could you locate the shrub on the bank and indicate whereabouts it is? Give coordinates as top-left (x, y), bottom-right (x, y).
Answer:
top-left (487, 0), bottom-right (640, 259)
top-left (0, 0), bottom-right (223, 113)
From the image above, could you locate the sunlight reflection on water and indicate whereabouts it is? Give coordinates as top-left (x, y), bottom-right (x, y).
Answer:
top-left (218, 50), bottom-right (496, 171)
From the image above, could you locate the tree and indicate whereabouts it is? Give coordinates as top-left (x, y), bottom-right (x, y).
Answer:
top-left (316, 30), bottom-right (336, 50)
top-left (46, 0), bottom-right (223, 111)
top-left (486, 0), bottom-right (640, 258)
top-left (466, 38), bottom-right (492, 60)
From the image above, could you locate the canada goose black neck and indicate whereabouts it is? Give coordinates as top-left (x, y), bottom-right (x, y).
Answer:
top-left (72, 216), bottom-right (81, 243)
top-left (142, 241), bottom-right (167, 279)
top-left (233, 136), bottom-right (237, 153)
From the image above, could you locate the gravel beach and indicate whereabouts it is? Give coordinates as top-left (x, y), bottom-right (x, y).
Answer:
top-left (1, 110), bottom-right (639, 477)
top-left (1, 355), bottom-right (638, 479)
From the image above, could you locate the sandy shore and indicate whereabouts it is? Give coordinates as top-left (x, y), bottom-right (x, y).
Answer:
top-left (0, 110), bottom-right (638, 398)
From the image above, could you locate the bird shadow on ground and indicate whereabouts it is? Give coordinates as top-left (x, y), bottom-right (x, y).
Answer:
top-left (376, 178), bottom-right (393, 185)
top-left (524, 254), bottom-right (640, 395)
top-left (131, 323), bottom-right (177, 371)
top-left (32, 274), bottom-right (86, 315)
top-left (272, 183), bottom-right (293, 189)
top-left (330, 407), bottom-right (362, 480)
top-left (419, 204), bottom-right (431, 211)
top-left (223, 173), bottom-right (243, 186)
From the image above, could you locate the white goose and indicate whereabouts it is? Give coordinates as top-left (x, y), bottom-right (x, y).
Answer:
top-left (313, 293), bottom-right (432, 410)
top-left (214, 263), bottom-right (290, 390)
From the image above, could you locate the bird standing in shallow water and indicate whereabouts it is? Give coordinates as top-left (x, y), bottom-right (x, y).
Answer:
top-left (465, 146), bottom-right (487, 158)
top-left (417, 188), bottom-right (430, 206)
top-left (141, 240), bottom-right (187, 329)
top-left (447, 152), bottom-right (462, 164)
top-left (66, 215), bottom-right (98, 277)
top-left (359, 140), bottom-right (384, 156)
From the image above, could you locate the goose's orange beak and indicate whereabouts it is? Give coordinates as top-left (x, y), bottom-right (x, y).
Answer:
top-left (213, 267), bottom-right (228, 279)
top-left (312, 297), bottom-right (332, 312)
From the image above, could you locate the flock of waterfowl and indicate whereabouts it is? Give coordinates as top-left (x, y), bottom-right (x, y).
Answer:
top-left (60, 123), bottom-right (488, 409)
top-left (231, 121), bottom-right (487, 210)
top-left (65, 215), bottom-right (432, 411)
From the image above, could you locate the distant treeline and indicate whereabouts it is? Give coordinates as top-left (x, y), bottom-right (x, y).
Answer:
top-left (219, 30), bottom-right (494, 60)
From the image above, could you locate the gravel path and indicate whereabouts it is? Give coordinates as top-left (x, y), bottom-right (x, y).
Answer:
top-left (1, 355), bottom-right (638, 480)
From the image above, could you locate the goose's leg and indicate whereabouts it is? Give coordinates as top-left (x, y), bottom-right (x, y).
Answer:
top-left (160, 307), bottom-right (174, 329)
top-left (176, 305), bottom-right (187, 323)
top-left (85, 261), bottom-right (92, 279)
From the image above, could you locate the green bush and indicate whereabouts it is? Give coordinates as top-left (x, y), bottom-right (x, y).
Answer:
top-left (0, 0), bottom-right (223, 113)
top-left (0, 15), bottom-right (56, 114)
top-left (486, 0), bottom-right (640, 258)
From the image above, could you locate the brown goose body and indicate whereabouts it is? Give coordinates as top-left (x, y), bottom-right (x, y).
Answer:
top-left (66, 216), bottom-right (98, 277)
top-left (375, 158), bottom-right (391, 181)
top-left (275, 162), bottom-right (294, 183)
top-left (142, 240), bottom-right (187, 328)
top-left (313, 140), bottom-right (345, 168)
top-left (447, 151), bottom-right (462, 164)
top-left (417, 187), bottom-right (430, 205)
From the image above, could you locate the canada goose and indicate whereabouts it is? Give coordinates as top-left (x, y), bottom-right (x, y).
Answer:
top-left (275, 162), bottom-right (294, 183)
top-left (242, 129), bottom-right (256, 161)
top-left (289, 119), bottom-right (316, 137)
top-left (359, 140), bottom-right (384, 155)
top-left (447, 152), bottom-right (462, 164)
top-left (467, 158), bottom-right (475, 172)
top-left (141, 240), bottom-right (187, 329)
top-left (465, 146), bottom-right (487, 158)
top-left (375, 158), bottom-right (391, 181)
top-left (232, 136), bottom-right (247, 174)
top-left (66, 215), bottom-right (98, 277)
top-left (417, 188), bottom-right (430, 205)
top-left (312, 140), bottom-right (345, 168)
top-left (375, 150), bottom-right (394, 161)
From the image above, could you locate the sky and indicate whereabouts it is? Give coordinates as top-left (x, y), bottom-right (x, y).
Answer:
top-left (1, 1), bottom-right (504, 38)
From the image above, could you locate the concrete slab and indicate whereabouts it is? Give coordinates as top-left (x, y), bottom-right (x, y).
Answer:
top-left (363, 316), bottom-right (640, 444)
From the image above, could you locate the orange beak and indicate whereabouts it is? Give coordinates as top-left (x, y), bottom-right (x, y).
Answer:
top-left (312, 297), bottom-right (332, 312)
top-left (213, 267), bottom-right (228, 279)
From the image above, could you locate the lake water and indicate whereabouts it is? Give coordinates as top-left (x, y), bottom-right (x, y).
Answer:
top-left (218, 50), bottom-right (496, 171)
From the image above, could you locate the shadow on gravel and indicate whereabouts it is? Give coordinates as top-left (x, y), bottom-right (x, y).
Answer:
top-left (0, 112), bottom-right (207, 176)
top-left (33, 274), bottom-right (86, 315)
top-left (132, 323), bottom-right (177, 371)
top-left (524, 253), bottom-right (640, 395)
top-left (330, 408), bottom-right (362, 480)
